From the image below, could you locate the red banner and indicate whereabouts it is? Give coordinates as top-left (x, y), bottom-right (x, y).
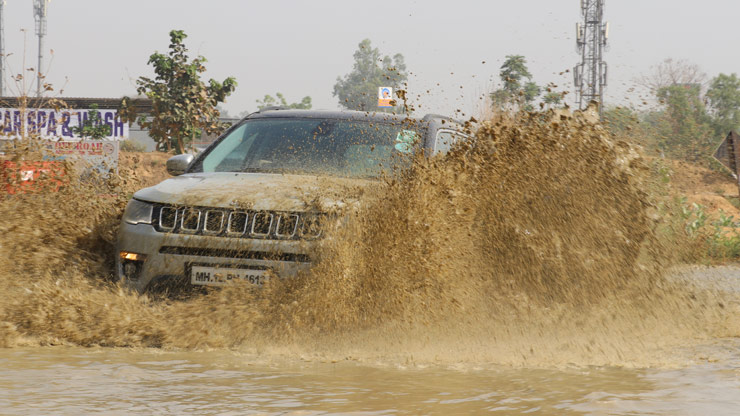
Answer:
top-left (1, 160), bottom-right (66, 194)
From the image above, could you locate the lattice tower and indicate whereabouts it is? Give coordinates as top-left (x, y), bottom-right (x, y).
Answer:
top-left (574, 0), bottom-right (608, 116)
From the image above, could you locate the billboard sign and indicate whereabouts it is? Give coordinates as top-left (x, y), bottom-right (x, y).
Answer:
top-left (0, 108), bottom-right (128, 140)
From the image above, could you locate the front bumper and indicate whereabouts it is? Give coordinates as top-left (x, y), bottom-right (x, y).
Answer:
top-left (116, 222), bottom-right (313, 293)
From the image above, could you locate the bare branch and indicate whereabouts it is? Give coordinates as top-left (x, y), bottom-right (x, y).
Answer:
top-left (637, 58), bottom-right (708, 93)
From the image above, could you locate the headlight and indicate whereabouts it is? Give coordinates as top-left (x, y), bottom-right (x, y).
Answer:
top-left (122, 199), bottom-right (153, 225)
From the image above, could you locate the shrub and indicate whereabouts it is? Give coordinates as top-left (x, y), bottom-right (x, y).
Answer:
top-left (120, 139), bottom-right (147, 153)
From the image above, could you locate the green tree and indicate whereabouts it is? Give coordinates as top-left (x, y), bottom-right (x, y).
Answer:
top-left (256, 92), bottom-right (312, 110)
top-left (71, 104), bottom-right (111, 140)
top-left (603, 106), bottom-right (653, 150)
top-left (542, 91), bottom-right (563, 108)
top-left (490, 55), bottom-right (540, 110)
top-left (500, 55), bottom-right (531, 92)
top-left (333, 39), bottom-right (408, 112)
top-left (706, 73), bottom-right (740, 137)
top-left (652, 83), bottom-right (714, 160)
top-left (121, 30), bottom-right (237, 154)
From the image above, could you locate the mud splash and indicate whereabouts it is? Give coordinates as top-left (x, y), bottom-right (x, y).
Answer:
top-left (0, 110), bottom-right (737, 367)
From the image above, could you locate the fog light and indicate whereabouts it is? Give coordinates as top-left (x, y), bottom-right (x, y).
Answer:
top-left (120, 251), bottom-right (146, 281)
top-left (123, 262), bottom-right (138, 277)
top-left (120, 251), bottom-right (146, 261)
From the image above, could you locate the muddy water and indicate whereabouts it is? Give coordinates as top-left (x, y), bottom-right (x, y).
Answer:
top-left (0, 268), bottom-right (738, 415)
top-left (2, 110), bottom-right (740, 413)
top-left (1, 340), bottom-right (739, 414)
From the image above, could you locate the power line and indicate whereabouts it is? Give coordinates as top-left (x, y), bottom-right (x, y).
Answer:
top-left (574, 0), bottom-right (608, 116)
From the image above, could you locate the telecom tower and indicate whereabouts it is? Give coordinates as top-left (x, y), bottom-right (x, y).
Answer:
top-left (574, 0), bottom-right (608, 116)
top-left (33, 0), bottom-right (49, 97)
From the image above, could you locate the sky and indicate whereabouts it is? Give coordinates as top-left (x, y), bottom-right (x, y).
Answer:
top-left (1, 0), bottom-right (739, 118)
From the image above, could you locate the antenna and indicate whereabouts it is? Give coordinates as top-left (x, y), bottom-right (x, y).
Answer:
top-left (33, 0), bottom-right (49, 97)
top-left (573, 0), bottom-right (608, 117)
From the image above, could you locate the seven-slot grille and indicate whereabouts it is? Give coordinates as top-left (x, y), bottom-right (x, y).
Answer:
top-left (153, 205), bottom-right (321, 240)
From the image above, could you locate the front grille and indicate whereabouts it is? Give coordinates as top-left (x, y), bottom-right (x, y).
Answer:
top-left (251, 211), bottom-right (273, 236)
top-left (151, 204), bottom-right (324, 240)
top-left (159, 246), bottom-right (311, 263)
top-left (181, 208), bottom-right (201, 233)
top-left (159, 206), bottom-right (178, 230)
top-left (227, 211), bottom-right (249, 235)
top-left (275, 214), bottom-right (299, 238)
top-left (203, 210), bottom-right (225, 234)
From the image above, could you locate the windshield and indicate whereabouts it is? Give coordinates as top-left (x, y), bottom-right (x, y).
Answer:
top-left (191, 118), bottom-right (423, 178)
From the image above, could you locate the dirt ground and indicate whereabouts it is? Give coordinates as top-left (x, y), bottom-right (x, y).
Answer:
top-left (119, 151), bottom-right (172, 188)
top-left (666, 159), bottom-right (740, 219)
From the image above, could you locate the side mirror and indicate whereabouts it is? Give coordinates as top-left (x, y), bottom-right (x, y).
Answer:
top-left (166, 154), bottom-right (194, 176)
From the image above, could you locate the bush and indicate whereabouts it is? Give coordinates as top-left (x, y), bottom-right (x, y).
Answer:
top-left (120, 139), bottom-right (147, 153)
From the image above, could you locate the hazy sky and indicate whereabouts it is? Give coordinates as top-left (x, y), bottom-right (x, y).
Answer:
top-left (1, 0), bottom-right (739, 117)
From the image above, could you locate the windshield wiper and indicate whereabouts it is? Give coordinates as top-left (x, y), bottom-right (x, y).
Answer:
top-left (240, 167), bottom-right (281, 173)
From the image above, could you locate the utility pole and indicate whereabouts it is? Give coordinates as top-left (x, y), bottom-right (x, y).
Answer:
top-left (0, 1), bottom-right (5, 97)
top-left (574, 0), bottom-right (608, 117)
top-left (33, 0), bottom-right (49, 97)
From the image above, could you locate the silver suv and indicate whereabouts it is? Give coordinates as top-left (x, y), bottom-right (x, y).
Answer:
top-left (116, 109), bottom-right (469, 293)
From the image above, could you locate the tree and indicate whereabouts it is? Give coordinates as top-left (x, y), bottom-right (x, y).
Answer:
top-left (652, 83), bottom-right (714, 160)
top-left (71, 104), bottom-right (111, 140)
top-left (706, 73), bottom-right (740, 137)
top-left (603, 106), bottom-right (639, 137)
top-left (638, 58), bottom-right (707, 93)
top-left (120, 30), bottom-right (237, 154)
top-left (256, 93), bottom-right (312, 110)
top-left (333, 39), bottom-right (408, 112)
top-left (499, 55), bottom-right (531, 94)
top-left (490, 55), bottom-right (540, 110)
top-left (633, 59), bottom-right (718, 161)
top-left (542, 91), bottom-right (563, 108)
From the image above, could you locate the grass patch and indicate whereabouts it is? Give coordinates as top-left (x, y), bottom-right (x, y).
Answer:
top-left (724, 195), bottom-right (740, 210)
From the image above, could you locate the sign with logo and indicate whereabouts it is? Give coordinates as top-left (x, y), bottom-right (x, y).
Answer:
top-left (43, 140), bottom-right (120, 173)
top-left (378, 87), bottom-right (393, 108)
top-left (0, 108), bottom-right (128, 140)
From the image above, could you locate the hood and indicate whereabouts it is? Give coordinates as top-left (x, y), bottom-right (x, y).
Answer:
top-left (133, 172), bottom-right (372, 212)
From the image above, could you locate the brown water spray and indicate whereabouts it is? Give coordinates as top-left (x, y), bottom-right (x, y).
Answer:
top-left (0, 109), bottom-right (736, 367)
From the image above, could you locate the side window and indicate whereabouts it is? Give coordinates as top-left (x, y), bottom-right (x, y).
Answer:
top-left (434, 130), bottom-right (466, 155)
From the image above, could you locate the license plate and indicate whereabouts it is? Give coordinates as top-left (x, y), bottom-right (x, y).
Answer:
top-left (190, 265), bottom-right (268, 286)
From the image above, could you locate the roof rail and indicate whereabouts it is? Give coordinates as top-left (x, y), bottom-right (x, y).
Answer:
top-left (422, 113), bottom-right (454, 121)
top-left (257, 106), bottom-right (289, 112)
top-left (422, 113), bottom-right (460, 124)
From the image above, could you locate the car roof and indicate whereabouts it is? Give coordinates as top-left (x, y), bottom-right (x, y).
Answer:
top-left (243, 108), bottom-right (468, 135)
top-left (245, 109), bottom-right (412, 123)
